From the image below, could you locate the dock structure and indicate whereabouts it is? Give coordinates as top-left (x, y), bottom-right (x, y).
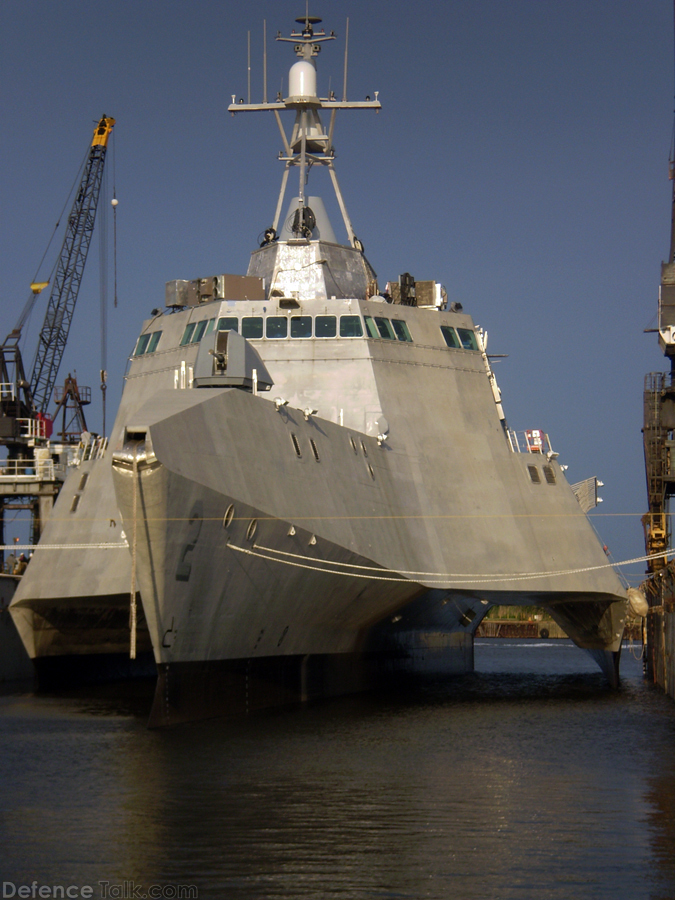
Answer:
top-left (639, 267), bottom-right (675, 698)
top-left (642, 561), bottom-right (675, 699)
top-left (0, 432), bottom-right (107, 558)
top-left (0, 454), bottom-right (64, 553)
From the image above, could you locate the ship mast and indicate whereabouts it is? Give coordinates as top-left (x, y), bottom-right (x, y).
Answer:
top-left (228, 12), bottom-right (380, 248)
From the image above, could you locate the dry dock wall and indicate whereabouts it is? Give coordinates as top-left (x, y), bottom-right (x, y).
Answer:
top-left (0, 575), bottom-right (33, 682)
top-left (643, 565), bottom-right (675, 701)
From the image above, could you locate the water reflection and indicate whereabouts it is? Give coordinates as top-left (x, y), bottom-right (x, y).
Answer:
top-left (1, 642), bottom-right (674, 900)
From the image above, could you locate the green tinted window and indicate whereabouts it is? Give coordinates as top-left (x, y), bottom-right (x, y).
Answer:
top-left (147, 331), bottom-right (162, 353)
top-left (315, 316), bottom-right (337, 338)
top-left (340, 315), bottom-right (363, 338)
top-left (290, 316), bottom-right (312, 338)
top-left (192, 320), bottom-right (208, 343)
top-left (266, 316), bottom-right (288, 338)
top-left (205, 319), bottom-right (215, 335)
top-left (391, 320), bottom-right (412, 342)
top-left (217, 317), bottom-right (239, 332)
top-left (134, 334), bottom-right (151, 356)
top-left (440, 325), bottom-right (460, 348)
top-left (242, 317), bottom-right (263, 339)
top-left (180, 323), bottom-right (196, 346)
top-left (374, 317), bottom-right (396, 340)
top-left (457, 327), bottom-right (478, 351)
top-left (364, 316), bottom-right (380, 339)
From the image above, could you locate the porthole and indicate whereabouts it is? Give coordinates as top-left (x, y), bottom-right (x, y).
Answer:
top-left (527, 465), bottom-right (541, 484)
top-left (361, 440), bottom-right (368, 458)
top-left (222, 504), bottom-right (235, 529)
top-left (368, 463), bottom-right (375, 480)
top-left (78, 473), bottom-right (89, 492)
top-left (350, 436), bottom-right (358, 454)
top-left (310, 439), bottom-right (320, 461)
top-left (70, 495), bottom-right (80, 513)
top-left (291, 433), bottom-right (302, 457)
top-left (246, 519), bottom-right (258, 542)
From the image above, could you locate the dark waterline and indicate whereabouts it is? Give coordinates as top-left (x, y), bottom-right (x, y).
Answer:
top-left (1, 640), bottom-right (674, 900)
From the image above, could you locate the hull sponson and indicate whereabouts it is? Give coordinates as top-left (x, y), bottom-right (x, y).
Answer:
top-left (33, 651), bottom-right (155, 688)
top-left (9, 455), bottom-right (137, 670)
top-left (116, 386), bottom-right (626, 600)
top-left (112, 381), bottom-right (628, 722)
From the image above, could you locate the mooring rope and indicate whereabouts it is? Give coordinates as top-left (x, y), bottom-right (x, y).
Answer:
top-left (129, 450), bottom-right (138, 659)
top-left (227, 540), bottom-right (666, 587)
top-left (0, 543), bottom-right (128, 551)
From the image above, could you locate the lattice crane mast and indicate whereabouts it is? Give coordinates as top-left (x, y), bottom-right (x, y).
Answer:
top-left (30, 115), bottom-right (115, 418)
top-left (0, 115), bottom-right (115, 450)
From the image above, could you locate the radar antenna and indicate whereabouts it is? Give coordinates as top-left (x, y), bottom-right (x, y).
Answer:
top-left (229, 12), bottom-right (380, 248)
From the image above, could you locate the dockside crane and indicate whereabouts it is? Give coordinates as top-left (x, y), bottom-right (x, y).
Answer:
top-left (0, 115), bottom-right (115, 452)
top-left (0, 115), bottom-right (115, 552)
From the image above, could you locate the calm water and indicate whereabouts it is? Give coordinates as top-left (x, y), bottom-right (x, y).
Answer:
top-left (2, 640), bottom-right (675, 900)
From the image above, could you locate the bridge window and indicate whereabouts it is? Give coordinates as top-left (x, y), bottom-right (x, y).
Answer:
top-left (218, 317), bottom-right (239, 332)
top-left (364, 316), bottom-right (379, 339)
top-left (266, 316), bottom-right (288, 339)
top-left (134, 331), bottom-right (163, 355)
top-left (315, 316), bottom-right (337, 338)
top-left (339, 315), bottom-right (363, 338)
top-left (242, 317), bottom-right (263, 339)
top-left (134, 334), bottom-right (151, 356)
top-left (440, 325), bottom-right (460, 348)
top-left (147, 331), bottom-right (162, 353)
top-left (291, 316), bottom-right (312, 338)
top-left (192, 320), bottom-right (208, 343)
top-left (457, 327), bottom-right (478, 351)
top-left (391, 320), bottom-right (412, 342)
top-left (179, 323), bottom-right (196, 346)
top-left (374, 317), bottom-right (396, 340)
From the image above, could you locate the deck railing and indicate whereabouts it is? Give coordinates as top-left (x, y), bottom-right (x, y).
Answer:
top-left (507, 429), bottom-right (555, 456)
top-left (0, 458), bottom-right (62, 481)
top-left (71, 433), bottom-right (108, 465)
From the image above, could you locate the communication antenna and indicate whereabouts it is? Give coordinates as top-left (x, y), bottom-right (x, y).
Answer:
top-left (228, 13), bottom-right (380, 248)
top-left (247, 31), bottom-right (251, 104)
top-left (342, 18), bottom-right (349, 101)
top-left (263, 19), bottom-right (268, 104)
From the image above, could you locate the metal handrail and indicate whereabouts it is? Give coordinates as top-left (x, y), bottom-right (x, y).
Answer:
top-left (71, 433), bottom-right (108, 466)
top-left (17, 418), bottom-right (47, 440)
top-left (0, 458), bottom-right (57, 481)
top-left (507, 429), bottom-right (554, 455)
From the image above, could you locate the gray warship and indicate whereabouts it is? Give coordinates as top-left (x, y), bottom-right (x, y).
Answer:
top-left (10, 13), bottom-right (629, 724)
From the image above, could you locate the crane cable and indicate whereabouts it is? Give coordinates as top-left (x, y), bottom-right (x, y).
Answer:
top-left (99, 158), bottom-right (108, 438)
top-left (112, 130), bottom-right (118, 308)
top-left (100, 127), bottom-right (119, 437)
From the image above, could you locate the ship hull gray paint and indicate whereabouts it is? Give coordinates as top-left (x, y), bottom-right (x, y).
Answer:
top-left (9, 287), bottom-right (628, 720)
top-left (109, 318), bottom-right (626, 722)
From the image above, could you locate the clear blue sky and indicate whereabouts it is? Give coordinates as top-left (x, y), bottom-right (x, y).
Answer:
top-left (1, 0), bottom-right (673, 579)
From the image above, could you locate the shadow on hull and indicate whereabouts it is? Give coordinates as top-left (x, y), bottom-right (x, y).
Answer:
top-left (33, 651), bottom-right (156, 689)
top-left (149, 637), bottom-right (475, 727)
